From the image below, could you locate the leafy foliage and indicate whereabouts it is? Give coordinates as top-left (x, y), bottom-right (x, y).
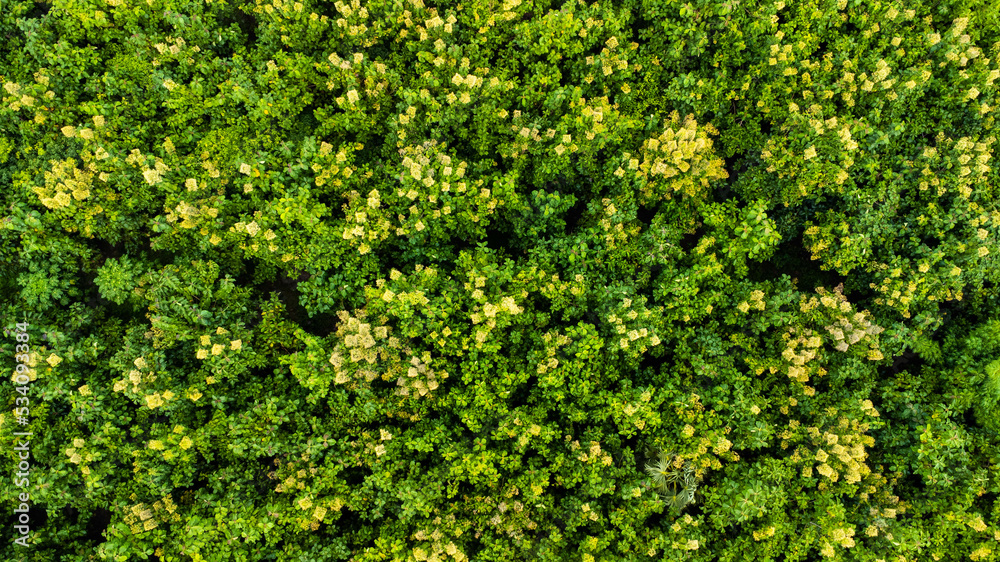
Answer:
top-left (2, 0), bottom-right (1000, 560)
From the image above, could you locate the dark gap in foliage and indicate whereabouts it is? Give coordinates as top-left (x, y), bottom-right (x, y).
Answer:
top-left (963, 408), bottom-right (981, 430)
top-left (635, 204), bottom-right (656, 226)
top-left (79, 268), bottom-right (103, 309)
top-left (302, 309), bottom-right (340, 337)
top-left (647, 260), bottom-right (665, 282)
top-left (716, 171), bottom-right (737, 202)
top-left (889, 350), bottom-right (920, 374)
top-left (252, 268), bottom-right (312, 327)
top-left (23, 2), bottom-right (51, 19)
top-left (230, 6), bottom-right (258, 46)
top-left (933, 298), bottom-right (964, 333)
top-left (618, 434), bottom-right (643, 470)
top-left (562, 193), bottom-right (589, 237)
top-left (373, 245), bottom-right (410, 279)
top-left (61, 506), bottom-right (80, 537)
top-left (85, 508), bottom-right (112, 544)
top-left (530, 291), bottom-right (553, 320)
top-left (901, 471), bottom-right (926, 496)
top-left (921, 235), bottom-right (942, 249)
top-left (508, 374), bottom-right (537, 410)
top-left (248, 367), bottom-right (272, 384)
top-left (842, 274), bottom-right (879, 307)
top-left (637, 354), bottom-right (668, 386)
top-left (679, 229), bottom-right (702, 252)
top-left (483, 223), bottom-right (513, 255)
top-left (749, 233), bottom-right (845, 293)
top-left (340, 465), bottom-right (366, 488)
top-left (447, 233), bottom-right (476, 260)
top-left (147, 247), bottom-right (180, 268)
top-left (978, 491), bottom-right (999, 508)
top-left (90, 237), bottom-right (125, 261)
top-left (759, 117), bottom-right (773, 138)
top-left (254, 455), bottom-right (279, 496)
top-left (30, 505), bottom-right (48, 529)
top-left (558, 173), bottom-right (593, 227)
top-left (236, 260), bottom-right (269, 294)
top-left (50, 396), bottom-right (73, 421)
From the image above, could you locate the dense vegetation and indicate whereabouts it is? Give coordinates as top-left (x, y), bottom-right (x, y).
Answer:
top-left (2, 0), bottom-right (1000, 560)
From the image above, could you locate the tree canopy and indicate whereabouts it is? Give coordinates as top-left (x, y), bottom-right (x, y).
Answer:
top-left (2, 0), bottom-right (1000, 560)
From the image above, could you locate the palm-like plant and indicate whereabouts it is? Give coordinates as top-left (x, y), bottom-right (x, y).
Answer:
top-left (644, 449), bottom-right (681, 489)
top-left (643, 449), bottom-right (699, 515)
